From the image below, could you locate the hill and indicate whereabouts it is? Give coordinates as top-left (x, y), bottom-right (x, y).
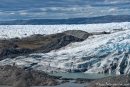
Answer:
top-left (0, 15), bottom-right (130, 25)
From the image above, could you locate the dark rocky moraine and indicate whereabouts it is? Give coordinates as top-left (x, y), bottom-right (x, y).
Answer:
top-left (86, 74), bottom-right (130, 87)
top-left (0, 65), bottom-right (61, 87)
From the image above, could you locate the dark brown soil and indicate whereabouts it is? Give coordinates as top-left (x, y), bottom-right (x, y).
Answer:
top-left (1, 33), bottom-right (65, 49)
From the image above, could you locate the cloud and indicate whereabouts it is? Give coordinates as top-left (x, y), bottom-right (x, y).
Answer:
top-left (108, 8), bottom-right (117, 12)
top-left (104, 0), bottom-right (130, 4)
top-left (40, 8), bottom-right (47, 11)
top-left (0, 12), bottom-right (3, 15)
top-left (18, 10), bottom-right (28, 15)
top-left (0, 0), bottom-right (130, 20)
top-left (9, 12), bottom-right (15, 15)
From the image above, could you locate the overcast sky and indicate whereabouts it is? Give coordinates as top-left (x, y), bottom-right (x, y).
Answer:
top-left (0, 0), bottom-right (130, 20)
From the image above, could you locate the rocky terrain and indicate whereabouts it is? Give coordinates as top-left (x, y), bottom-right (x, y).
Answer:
top-left (0, 65), bottom-right (60, 87)
top-left (1, 64), bottom-right (130, 87)
top-left (0, 65), bottom-right (96, 87)
top-left (86, 74), bottom-right (130, 87)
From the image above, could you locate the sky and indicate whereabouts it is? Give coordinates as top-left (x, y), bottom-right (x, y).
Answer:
top-left (0, 0), bottom-right (130, 20)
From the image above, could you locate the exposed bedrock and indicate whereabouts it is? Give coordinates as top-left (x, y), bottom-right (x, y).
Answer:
top-left (0, 48), bottom-right (31, 60)
top-left (33, 35), bottom-right (84, 53)
top-left (63, 30), bottom-right (90, 40)
top-left (86, 74), bottom-right (130, 87)
top-left (0, 65), bottom-right (60, 87)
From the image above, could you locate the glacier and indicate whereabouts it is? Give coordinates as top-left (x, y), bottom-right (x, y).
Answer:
top-left (0, 22), bottom-right (130, 39)
top-left (1, 28), bottom-right (130, 74)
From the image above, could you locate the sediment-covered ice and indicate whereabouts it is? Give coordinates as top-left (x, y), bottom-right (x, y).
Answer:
top-left (0, 22), bottom-right (130, 39)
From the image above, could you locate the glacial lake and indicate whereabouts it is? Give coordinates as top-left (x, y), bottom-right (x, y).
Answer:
top-left (33, 73), bottom-right (119, 87)
top-left (49, 72), bottom-right (119, 79)
top-left (0, 73), bottom-right (120, 87)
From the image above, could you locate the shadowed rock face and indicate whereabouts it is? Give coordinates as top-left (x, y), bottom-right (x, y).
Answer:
top-left (0, 48), bottom-right (32, 60)
top-left (86, 74), bottom-right (130, 87)
top-left (89, 31), bottom-right (110, 35)
top-left (0, 65), bottom-right (60, 87)
top-left (33, 35), bottom-right (83, 53)
top-left (0, 42), bottom-right (18, 49)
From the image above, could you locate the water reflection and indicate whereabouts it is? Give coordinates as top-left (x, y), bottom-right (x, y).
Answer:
top-left (49, 73), bottom-right (119, 79)
top-left (33, 83), bottom-right (86, 87)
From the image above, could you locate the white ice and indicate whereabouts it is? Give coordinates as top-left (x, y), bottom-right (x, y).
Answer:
top-left (0, 22), bottom-right (130, 39)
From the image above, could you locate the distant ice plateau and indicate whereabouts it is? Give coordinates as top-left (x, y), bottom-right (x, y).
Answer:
top-left (1, 22), bottom-right (130, 74)
top-left (0, 22), bottom-right (130, 39)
